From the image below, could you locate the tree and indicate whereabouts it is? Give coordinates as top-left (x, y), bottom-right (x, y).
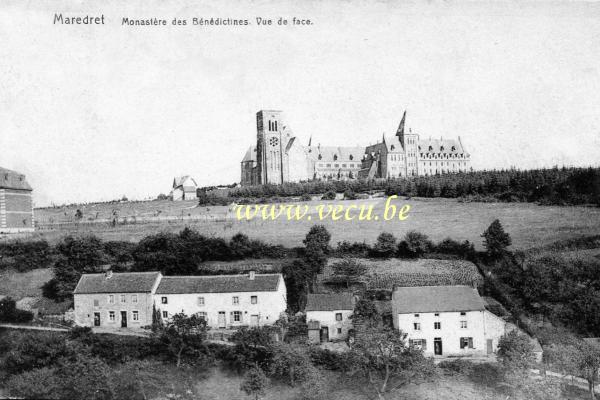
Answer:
top-left (577, 341), bottom-right (600, 400)
top-left (497, 330), bottom-right (536, 370)
top-left (270, 343), bottom-right (313, 387)
top-left (398, 231), bottom-right (432, 258)
top-left (240, 366), bottom-right (269, 400)
top-left (347, 326), bottom-right (435, 399)
top-left (302, 225), bottom-right (331, 291)
top-left (158, 312), bottom-right (208, 368)
top-left (371, 232), bottom-right (397, 258)
top-left (282, 259), bottom-right (311, 313)
top-left (151, 303), bottom-right (164, 332)
top-left (0, 296), bottom-right (33, 323)
top-left (352, 298), bottom-right (382, 328)
top-left (543, 343), bottom-right (580, 384)
top-left (331, 258), bottom-right (367, 288)
top-left (482, 219), bottom-right (512, 258)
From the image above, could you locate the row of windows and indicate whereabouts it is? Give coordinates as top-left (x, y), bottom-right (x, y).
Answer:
top-left (267, 120), bottom-right (278, 132)
top-left (317, 154), bottom-right (355, 161)
top-left (160, 296), bottom-right (258, 305)
top-left (107, 310), bottom-right (139, 322)
top-left (318, 163), bottom-right (359, 168)
top-left (421, 153), bottom-right (465, 159)
top-left (409, 337), bottom-right (474, 350)
top-left (422, 161), bottom-right (468, 167)
top-left (103, 294), bottom-right (137, 305)
top-left (412, 320), bottom-right (468, 330)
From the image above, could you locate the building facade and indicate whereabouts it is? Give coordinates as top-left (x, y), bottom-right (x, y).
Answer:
top-left (172, 176), bottom-right (198, 201)
top-left (306, 292), bottom-right (355, 343)
top-left (73, 271), bottom-right (162, 329)
top-left (241, 110), bottom-right (471, 185)
top-left (0, 167), bottom-right (34, 233)
top-left (74, 271), bottom-right (287, 331)
top-left (154, 272), bottom-right (287, 329)
top-left (392, 286), bottom-right (507, 357)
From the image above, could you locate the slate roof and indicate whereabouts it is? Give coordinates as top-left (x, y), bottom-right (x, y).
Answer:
top-left (392, 285), bottom-right (485, 314)
top-left (0, 167), bottom-right (32, 191)
top-left (173, 176), bottom-right (197, 191)
top-left (242, 146), bottom-right (257, 163)
top-left (306, 293), bottom-right (355, 312)
top-left (305, 146), bottom-right (364, 163)
top-left (418, 138), bottom-right (468, 156)
top-left (74, 272), bottom-right (161, 294)
top-left (155, 273), bottom-right (282, 294)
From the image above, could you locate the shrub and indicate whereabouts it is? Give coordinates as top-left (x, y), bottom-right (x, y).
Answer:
top-left (343, 189), bottom-right (357, 200)
top-left (438, 359), bottom-right (473, 375)
top-left (370, 232), bottom-right (397, 258)
top-left (321, 191), bottom-right (336, 200)
top-left (468, 362), bottom-right (504, 388)
top-left (300, 193), bottom-right (312, 201)
top-left (0, 297), bottom-right (34, 323)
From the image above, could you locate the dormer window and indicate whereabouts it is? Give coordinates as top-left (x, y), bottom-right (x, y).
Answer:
top-left (451, 146), bottom-right (456, 151)
top-left (333, 155), bottom-right (338, 161)
top-left (440, 146), bottom-right (444, 151)
top-left (390, 145), bottom-right (395, 150)
top-left (349, 155), bottom-right (353, 160)
top-left (318, 154), bottom-right (322, 160)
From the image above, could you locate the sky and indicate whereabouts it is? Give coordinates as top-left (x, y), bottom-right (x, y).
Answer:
top-left (1, 0), bottom-right (599, 206)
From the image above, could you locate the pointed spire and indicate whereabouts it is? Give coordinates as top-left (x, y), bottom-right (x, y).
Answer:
top-left (382, 132), bottom-right (386, 143)
top-left (308, 135), bottom-right (312, 147)
top-left (396, 110), bottom-right (406, 138)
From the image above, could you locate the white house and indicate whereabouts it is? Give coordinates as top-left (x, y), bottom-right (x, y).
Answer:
top-left (154, 272), bottom-right (287, 329)
top-left (392, 285), bottom-right (508, 357)
top-left (306, 292), bottom-right (355, 343)
top-left (172, 176), bottom-right (197, 201)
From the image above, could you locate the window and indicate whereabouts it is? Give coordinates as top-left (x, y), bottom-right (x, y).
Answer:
top-left (232, 296), bottom-right (239, 305)
top-left (414, 313), bottom-right (420, 318)
top-left (120, 294), bottom-right (126, 303)
top-left (93, 299), bottom-right (99, 307)
top-left (132, 311), bottom-right (139, 321)
top-left (434, 313), bottom-right (439, 317)
top-left (198, 297), bottom-right (205, 306)
top-left (410, 339), bottom-right (426, 350)
top-left (131, 295), bottom-right (138, 303)
top-left (413, 323), bottom-right (421, 331)
top-left (460, 311), bottom-right (466, 316)
top-left (109, 311), bottom-right (115, 322)
top-left (108, 295), bottom-right (114, 304)
top-left (198, 312), bottom-right (207, 321)
top-left (335, 313), bottom-right (342, 321)
top-left (161, 297), bottom-right (168, 304)
top-left (337, 328), bottom-right (342, 334)
top-left (460, 337), bottom-right (474, 349)
top-left (251, 296), bottom-right (257, 304)
top-left (434, 322), bottom-right (441, 329)
top-left (233, 311), bottom-right (242, 322)
top-left (162, 311), bottom-right (168, 319)
top-left (461, 321), bottom-right (467, 329)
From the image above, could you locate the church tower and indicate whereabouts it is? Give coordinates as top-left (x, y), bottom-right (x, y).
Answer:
top-left (256, 110), bottom-right (285, 184)
top-left (396, 111), bottom-right (419, 176)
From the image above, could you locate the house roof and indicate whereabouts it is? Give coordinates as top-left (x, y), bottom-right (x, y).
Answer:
top-left (0, 167), bottom-right (32, 191)
top-left (74, 272), bottom-right (161, 294)
top-left (306, 293), bottom-right (355, 311)
top-left (305, 146), bottom-right (364, 163)
top-left (418, 138), bottom-right (468, 156)
top-left (392, 285), bottom-right (485, 314)
top-left (155, 273), bottom-right (282, 294)
top-left (173, 176), bottom-right (197, 190)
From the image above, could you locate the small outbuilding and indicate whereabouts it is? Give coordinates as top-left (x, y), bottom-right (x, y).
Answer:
top-left (306, 292), bottom-right (355, 344)
top-left (172, 176), bottom-right (198, 201)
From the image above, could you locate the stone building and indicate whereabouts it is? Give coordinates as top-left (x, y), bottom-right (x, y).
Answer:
top-left (240, 110), bottom-right (471, 185)
top-left (0, 167), bottom-right (34, 233)
top-left (171, 176), bottom-right (198, 201)
top-left (306, 292), bottom-right (355, 343)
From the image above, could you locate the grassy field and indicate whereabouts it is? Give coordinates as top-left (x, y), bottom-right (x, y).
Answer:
top-left (0, 268), bottom-right (53, 299)
top-left (29, 197), bottom-right (600, 250)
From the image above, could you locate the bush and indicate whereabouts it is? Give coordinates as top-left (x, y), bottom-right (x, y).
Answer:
top-left (0, 297), bottom-right (34, 323)
top-left (309, 347), bottom-right (350, 371)
top-left (438, 359), bottom-right (473, 375)
top-left (321, 191), bottom-right (336, 200)
top-left (468, 362), bottom-right (504, 388)
top-left (343, 189), bottom-right (357, 200)
top-left (300, 193), bottom-right (312, 201)
top-left (370, 232), bottom-right (397, 258)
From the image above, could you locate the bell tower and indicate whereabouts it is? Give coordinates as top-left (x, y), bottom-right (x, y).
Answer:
top-left (256, 110), bottom-right (284, 184)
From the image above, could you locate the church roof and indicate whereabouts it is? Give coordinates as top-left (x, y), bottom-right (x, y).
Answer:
top-left (242, 146), bottom-right (257, 163)
top-left (418, 138), bottom-right (468, 156)
top-left (305, 146), bottom-right (364, 163)
top-left (0, 167), bottom-right (32, 191)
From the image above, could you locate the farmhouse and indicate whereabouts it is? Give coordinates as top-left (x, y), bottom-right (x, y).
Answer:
top-left (0, 167), bottom-right (34, 233)
top-left (73, 271), bottom-right (162, 328)
top-left (73, 271), bottom-right (287, 331)
top-left (154, 272), bottom-right (287, 329)
top-left (392, 285), bottom-right (508, 357)
top-left (306, 292), bottom-right (355, 344)
top-left (171, 176), bottom-right (198, 201)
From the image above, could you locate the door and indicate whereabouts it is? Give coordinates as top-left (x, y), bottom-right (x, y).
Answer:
top-left (218, 311), bottom-right (226, 328)
top-left (320, 327), bottom-right (329, 343)
top-left (250, 315), bottom-right (259, 326)
top-left (93, 312), bottom-right (100, 326)
top-left (121, 311), bottom-right (127, 328)
top-left (487, 339), bottom-right (493, 354)
top-left (434, 338), bottom-right (442, 355)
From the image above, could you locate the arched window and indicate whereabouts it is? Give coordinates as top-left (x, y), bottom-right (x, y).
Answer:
top-left (349, 155), bottom-right (354, 160)
top-left (333, 154), bottom-right (338, 161)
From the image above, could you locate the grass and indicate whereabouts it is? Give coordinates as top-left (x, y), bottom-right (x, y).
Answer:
top-left (0, 268), bottom-right (53, 299)
top-left (29, 197), bottom-right (600, 250)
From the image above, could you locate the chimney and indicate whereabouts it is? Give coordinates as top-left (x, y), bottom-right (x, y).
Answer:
top-left (105, 270), bottom-right (113, 279)
top-left (248, 271), bottom-right (255, 280)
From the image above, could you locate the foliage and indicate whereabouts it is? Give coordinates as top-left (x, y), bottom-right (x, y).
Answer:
top-left (397, 231), bottom-right (433, 258)
top-left (0, 239), bottom-right (53, 272)
top-left (330, 258), bottom-right (367, 287)
top-left (497, 330), bottom-right (536, 370)
top-left (467, 362), bottom-right (505, 388)
top-left (270, 342), bottom-right (313, 387)
top-left (482, 219), bottom-right (512, 258)
top-left (240, 366), bottom-right (269, 400)
top-left (352, 298), bottom-right (381, 328)
top-left (321, 191), bottom-right (336, 200)
top-left (347, 326), bottom-right (435, 399)
top-left (577, 341), bottom-right (600, 399)
top-left (157, 312), bottom-right (209, 368)
top-left (302, 225), bottom-right (331, 291)
top-left (282, 259), bottom-right (310, 313)
top-left (0, 296), bottom-right (33, 323)
top-left (369, 232), bottom-right (396, 258)
top-left (438, 359), bottom-right (473, 376)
